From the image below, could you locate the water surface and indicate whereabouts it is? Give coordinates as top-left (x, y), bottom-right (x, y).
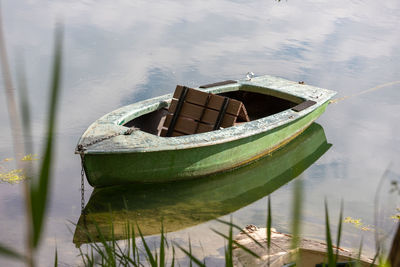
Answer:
top-left (0, 0), bottom-right (399, 266)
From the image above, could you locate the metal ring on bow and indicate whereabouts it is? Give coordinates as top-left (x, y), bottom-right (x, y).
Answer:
top-left (246, 72), bottom-right (255, 81)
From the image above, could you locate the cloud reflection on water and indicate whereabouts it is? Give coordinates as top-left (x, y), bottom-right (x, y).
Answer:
top-left (0, 0), bottom-right (399, 265)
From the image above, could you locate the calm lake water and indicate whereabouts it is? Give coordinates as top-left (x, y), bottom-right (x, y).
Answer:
top-left (1, 0), bottom-right (399, 266)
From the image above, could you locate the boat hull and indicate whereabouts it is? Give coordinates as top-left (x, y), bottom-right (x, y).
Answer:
top-left (74, 123), bottom-right (331, 245)
top-left (83, 101), bottom-right (329, 186)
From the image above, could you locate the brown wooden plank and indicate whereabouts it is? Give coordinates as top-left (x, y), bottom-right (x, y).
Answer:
top-left (206, 95), bottom-right (242, 116)
top-left (199, 80), bottom-right (237, 88)
top-left (174, 86), bottom-right (242, 115)
top-left (169, 100), bottom-right (220, 125)
top-left (160, 128), bottom-right (168, 137)
top-left (173, 86), bottom-right (209, 106)
top-left (221, 114), bottom-right (237, 128)
top-left (238, 104), bottom-right (250, 122)
top-left (206, 94), bottom-right (224, 110)
top-left (226, 99), bottom-right (242, 116)
top-left (196, 123), bottom-right (214, 133)
top-left (162, 113), bottom-right (236, 135)
top-left (172, 85), bottom-right (185, 99)
top-left (171, 131), bottom-right (185, 137)
top-left (169, 101), bottom-right (238, 127)
top-left (164, 114), bottom-right (200, 135)
top-left (169, 99), bottom-right (205, 120)
top-left (201, 109), bottom-right (236, 127)
top-left (160, 128), bottom-right (185, 137)
top-left (291, 100), bottom-right (316, 112)
top-left (165, 85), bottom-right (248, 135)
top-left (200, 109), bottom-right (219, 124)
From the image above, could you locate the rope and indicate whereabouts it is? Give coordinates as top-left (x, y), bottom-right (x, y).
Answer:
top-left (330, 80), bottom-right (400, 104)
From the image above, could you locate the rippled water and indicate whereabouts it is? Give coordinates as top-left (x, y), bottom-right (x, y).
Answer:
top-left (1, 0), bottom-right (399, 266)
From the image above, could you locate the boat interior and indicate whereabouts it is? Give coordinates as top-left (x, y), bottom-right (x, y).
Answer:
top-left (123, 88), bottom-right (300, 136)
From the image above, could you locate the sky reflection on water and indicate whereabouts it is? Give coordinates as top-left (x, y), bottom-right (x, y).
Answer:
top-left (0, 0), bottom-right (399, 265)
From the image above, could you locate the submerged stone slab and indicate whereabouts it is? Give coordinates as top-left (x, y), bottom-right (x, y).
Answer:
top-left (233, 225), bottom-right (375, 267)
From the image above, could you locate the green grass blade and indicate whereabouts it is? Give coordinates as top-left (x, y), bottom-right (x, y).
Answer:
top-left (189, 237), bottom-right (193, 267)
top-left (125, 221), bottom-right (131, 260)
top-left (114, 239), bottom-right (129, 264)
top-left (176, 244), bottom-right (206, 267)
top-left (226, 219), bottom-right (233, 267)
top-left (54, 246), bottom-right (58, 267)
top-left (0, 243), bottom-right (26, 261)
top-left (215, 219), bottom-right (264, 248)
top-left (170, 246), bottom-right (175, 267)
top-left (335, 200), bottom-right (343, 262)
top-left (30, 23), bottom-right (63, 248)
top-left (267, 195), bottom-right (272, 249)
top-left (291, 178), bottom-right (303, 250)
top-left (93, 223), bottom-right (116, 266)
top-left (370, 252), bottom-right (379, 267)
top-left (137, 224), bottom-right (157, 266)
top-left (267, 196), bottom-right (272, 266)
top-left (160, 223), bottom-right (165, 267)
top-left (16, 57), bottom-right (33, 155)
top-left (324, 200), bottom-right (335, 267)
top-left (78, 247), bottom-right (86, 266)
top-left (211, 228), bottom-right (261, 260)
top-left (131, 224), bottom-right (138, 263)
top-left (355, 237), bottom-right (363, 267)
top-left (224, 245), bottom-right (228, 267)
top-left (388, 223), bottom-right (400, 267)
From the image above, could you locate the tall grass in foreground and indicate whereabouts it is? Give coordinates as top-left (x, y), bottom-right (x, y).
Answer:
top-left (74, 207), bottom-right (394, 267)
top-left (74, 176), bottom-right (396, 267)
top-left (74, 218), bottom-right (264, 267)
top-left (0, 5), bottom-right (63, 265)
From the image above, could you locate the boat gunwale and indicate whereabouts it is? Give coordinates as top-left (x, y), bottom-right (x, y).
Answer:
top-left (76, 75), bottom-right (336, 154)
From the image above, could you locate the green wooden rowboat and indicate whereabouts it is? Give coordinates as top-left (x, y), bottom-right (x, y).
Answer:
top-left (75, 75), bottom-right (336, 187)
top-left (73, 123), bottom-right (331, 245)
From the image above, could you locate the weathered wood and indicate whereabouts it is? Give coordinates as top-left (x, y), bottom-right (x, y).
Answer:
top-left (169, 100), bottom-right (236, 125)
top-left (214, 97), bottom-right (230, 130)
top-left (166, 86), bottom-right (189, 137)
top-left (164, 115), bottom-right (196, 135)
top-left (197, 123), bottom-right (215, 133)
top-left (169, 100), bottom-right (204, 120)
top-left (207, 95), bottom-right (242, 116)
top-left (234, 227), bottom-right (374, 267)
top-left (173, 86), bottom-right (209, 106)
top-left (292, 100), bottom-right (317, 112)
top-left (160, 128), bottom-right (184, 137)
top-left (164, 105), bottom-right (237, 130)
top-left (163, 114), bottom-right (214, 135)
top-left (238, 104), bottom-right (250, 122)
top-left (163, 85), bottom-right (247, 136)
top-left (199, 80), bottom-right (237, 88)
top-left (173, 86), bottom-right (243, 116)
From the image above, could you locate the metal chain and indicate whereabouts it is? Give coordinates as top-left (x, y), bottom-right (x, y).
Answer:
top-left (76, 128), bottom-right (135, 153)
top-left (76, 128), bottom-right (136, 216)
top-left (80, 155), bottom-right (86, 215)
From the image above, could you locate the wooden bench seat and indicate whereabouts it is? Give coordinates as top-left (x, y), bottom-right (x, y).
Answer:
top-left (161, 85), bottom-right (249, 137)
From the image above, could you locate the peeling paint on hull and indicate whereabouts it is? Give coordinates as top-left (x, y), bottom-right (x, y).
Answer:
top-left (77, 75), bottom-right (336, 187)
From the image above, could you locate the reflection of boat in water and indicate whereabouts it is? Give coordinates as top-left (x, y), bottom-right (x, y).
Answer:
top-left (73, 123), bottom-right (331, 246)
